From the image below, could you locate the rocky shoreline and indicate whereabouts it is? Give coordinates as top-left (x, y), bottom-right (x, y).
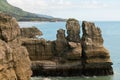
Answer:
top-left (21, 19), bottom-right (113, 76)
top-left (0, 13), bottom-right (113, 80)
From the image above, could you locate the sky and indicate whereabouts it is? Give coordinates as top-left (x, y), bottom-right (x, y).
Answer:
top-left (7, 0), bottom-right (120, 21)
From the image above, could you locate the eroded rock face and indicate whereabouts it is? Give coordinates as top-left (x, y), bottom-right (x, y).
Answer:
top-left (0, 40), bottom-right (17, 80)
top-left (22, 18), bottom-right (113, 76)
top-left (66, 19), bottom-right (80, 42)
top-left (66, 42), bottom-right (82, 60)
top-left (22, 19), bottom-right (83, 76)
top-left (0, 13), bottom-right (32, 80)
top-left (20, 27), bottom-right (42, 38)
top-left (12, 45), bottom-right (32, 80)
top-left (0, 13), bottom-right (20, 42)
top-left (22, 38), bottom-right (54, 60)
top-left (82, 21), bottom-right (113, 76)
top-left (55, 29), bottom-right (67, 56)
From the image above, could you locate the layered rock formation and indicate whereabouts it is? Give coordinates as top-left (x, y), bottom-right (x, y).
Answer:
top-left (22, 38), bottom-right (54, 60)
top-left (22, 19), bottom-right (83, 76)
top-left (22, 18), bottom-right (113, 76)
top-left (55, 29), bottom-right (67, 56)
top-left (82, 21), bottom-right (113, 76)
top-left (0, 13), bottom-right (32, 80)
top-left (66, 19), bottom-right (80, 42)
top-left (20, 27), bottom-right (42, 38)
top-left (0, 12), bottom-right (113, 78)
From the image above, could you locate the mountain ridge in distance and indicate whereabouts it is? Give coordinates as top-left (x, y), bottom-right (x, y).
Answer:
top-left (0, 0), bottom-right (66, 21)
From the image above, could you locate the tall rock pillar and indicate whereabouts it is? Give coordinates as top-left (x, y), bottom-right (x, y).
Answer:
top-left (66, 19), bottom-right (80, 42)
top-left (82, 21), bottom-right (113, 76)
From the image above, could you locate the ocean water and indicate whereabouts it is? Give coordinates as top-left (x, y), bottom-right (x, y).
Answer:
top-left (19, 21), bottom-right (120, 80)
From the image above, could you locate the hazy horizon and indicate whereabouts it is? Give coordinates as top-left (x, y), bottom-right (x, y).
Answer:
top-left (7, 0), bottom-right (120, 21)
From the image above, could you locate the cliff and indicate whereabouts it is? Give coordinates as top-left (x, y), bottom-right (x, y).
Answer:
top-left (81, 21), bottom-right (113, 76)
top-left (0, 12), bottom-right (113, 78)
top-left (0, 13), bottom-right (32, 80)
top-left (22, 19), bottom-right (113, 76)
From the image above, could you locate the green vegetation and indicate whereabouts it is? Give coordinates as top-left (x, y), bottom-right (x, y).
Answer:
top-left (0, 0), bottom-right (65, 21)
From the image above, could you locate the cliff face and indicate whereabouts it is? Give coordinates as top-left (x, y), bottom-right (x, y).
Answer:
top-left (0, 13), bottom-right (32, 80)
top-left (82, 21), bottom-right (113, 76)
top-left (22, 38), bottom-right (54, 60)
top-left (0, 13), bottom-right (20, 42)
top-left (22, 19), bottom-right (113, 76)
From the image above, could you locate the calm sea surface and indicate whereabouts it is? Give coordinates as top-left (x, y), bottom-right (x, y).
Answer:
top-left (19, 21), bottom-right (120, 80)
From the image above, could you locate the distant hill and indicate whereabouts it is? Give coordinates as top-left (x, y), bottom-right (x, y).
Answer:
top-left (0, 0), bottom-right (65, 21)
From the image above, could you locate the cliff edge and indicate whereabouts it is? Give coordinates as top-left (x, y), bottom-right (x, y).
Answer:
top-left (0, 13), bottom-right (32, 80)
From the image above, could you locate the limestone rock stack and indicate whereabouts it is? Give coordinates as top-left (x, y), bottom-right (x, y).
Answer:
top-left (21, 18), bottom-right (113, 76)
top-left (82, 21), bottom-right (113, 76)
top-left (66, 19), bottom-right (80, 42)
top-left (66, 19), bottom-right (82, 60)
top-left (55, 29), bottom-right (67, 56)
top-left (0, 13), bottom-right (32, 80)
top-left (0, 12), bottom-right (113, 78)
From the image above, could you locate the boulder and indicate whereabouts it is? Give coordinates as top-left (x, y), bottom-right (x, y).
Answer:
top-left (66, 18), bottom-right (80, 42)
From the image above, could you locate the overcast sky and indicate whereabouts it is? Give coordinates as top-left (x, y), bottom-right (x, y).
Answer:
top-left (7, 0), bottom-right (120, 21)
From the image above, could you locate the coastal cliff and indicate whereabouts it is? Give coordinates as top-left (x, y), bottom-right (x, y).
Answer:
top-left (22, 19), bottom-right (113, 76)
top-left (81, 21), bottom-right (113, 76)
top-left (0, 12), bottom-right (113, 78)
top-left (0, 13), bottom-right (32, 80)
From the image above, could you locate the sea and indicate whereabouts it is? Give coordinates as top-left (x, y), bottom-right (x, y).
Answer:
top-left (19, 21), bottom-right (120, 80)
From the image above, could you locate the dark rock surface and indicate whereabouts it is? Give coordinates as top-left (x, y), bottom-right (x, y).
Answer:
top-left (0, 13), bottom-right (32, 80)
top-left (22, 18), bottom-right (113, 76)
top-left (66, 19), bottom-right (80, 42)
top-left (20, 26), bottom-right (42, 38)
top-left (55, 29), bottom-right (67, 56)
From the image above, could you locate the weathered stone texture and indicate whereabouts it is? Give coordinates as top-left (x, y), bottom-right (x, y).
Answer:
top-left (0, 13), bottom-right (20, 42)
top-left (0, 13), bottom-right (32, 80)
top-left (66, 19), bottom-right (80, 42)
top-left (20, 27), bottom-right (42, 38)
top-left (21, 18), bottom-right (113, 76)
top-left (82, 21), bottom-right (113, 76)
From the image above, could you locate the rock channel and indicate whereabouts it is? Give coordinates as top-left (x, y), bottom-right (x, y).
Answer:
top-left (21, 19), bottom-right (113, 76)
